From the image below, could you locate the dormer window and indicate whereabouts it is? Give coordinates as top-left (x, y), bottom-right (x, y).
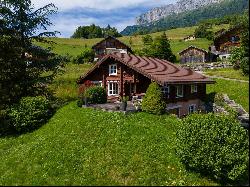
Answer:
top-left (109, 64), bottom-right (117, 75)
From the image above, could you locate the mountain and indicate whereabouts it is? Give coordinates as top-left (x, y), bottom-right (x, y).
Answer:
top-left (136, 0), bottom-right (223, 25)
top-left (121, 0), bottom-right (249, 36)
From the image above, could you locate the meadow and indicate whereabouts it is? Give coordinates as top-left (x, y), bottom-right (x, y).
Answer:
top-left (204, 68), bottom-right (249, 81)
top-left (36, 24), bottom-right (229, 60)
top-left (0, 102), bottom-right (218, 186)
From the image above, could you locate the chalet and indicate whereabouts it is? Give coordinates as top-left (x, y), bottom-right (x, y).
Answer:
top-left (179, 45), bottom-right (217, 63)
top-left (92, 36), bottom-right (133, 61)
top-left (213, 26), bottom-right (241, 59)
top-left (183, 35), bottom-right (196, 42)
top-left (78, 52), bottom-right (215, 117)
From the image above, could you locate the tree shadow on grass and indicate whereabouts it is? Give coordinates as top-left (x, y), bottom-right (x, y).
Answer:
top-left (184, 160), bottom-right (249, 186)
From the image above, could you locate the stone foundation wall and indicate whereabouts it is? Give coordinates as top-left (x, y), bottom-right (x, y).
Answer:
top-left (179, 62), bottom-right (233, 71)
top-left (212, 94), bottom-right (249, 129)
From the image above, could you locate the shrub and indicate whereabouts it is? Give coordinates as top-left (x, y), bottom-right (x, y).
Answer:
top-left (240, 57), bottom-right (249, 75)
top-left (176, 113), bottom-right (249, 183)
top-left (73, 47), bottom-right (95, 64)
top-left (85, 86), bottom-right (107, 104)
top-left (229, 47), bottom-right (245, 70)
top-left (9, 96), bottom-right (52, 132)
top-left (141, 82), bottom-right (166, 115)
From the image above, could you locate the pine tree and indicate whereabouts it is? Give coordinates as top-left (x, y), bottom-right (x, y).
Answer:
top-left (0, 0), bottom-right (63, 108)
top-left (143, 32), bottom-right (176, 62)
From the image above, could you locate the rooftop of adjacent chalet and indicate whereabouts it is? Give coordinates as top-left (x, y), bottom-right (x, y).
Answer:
top-left (79, 52), bottom-right (215, 85)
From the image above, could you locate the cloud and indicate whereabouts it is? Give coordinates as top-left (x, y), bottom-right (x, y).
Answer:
top-left (31, 0), bottom-right (178, 37)
top-left (31, 0), bottom-right (176, 11)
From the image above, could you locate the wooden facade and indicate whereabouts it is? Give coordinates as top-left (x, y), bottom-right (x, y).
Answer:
top-left (214, 26), bottom-right (241, 56)
top-left (78, 53), bottom-right (214, 116)
top-left (179, 46), bottom-right (218, 63)
top-left (92, 36), bottom-right (133, 60)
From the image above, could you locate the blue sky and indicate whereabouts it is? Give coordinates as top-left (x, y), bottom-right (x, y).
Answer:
top-left (31, 0), bottom-right (177, 38)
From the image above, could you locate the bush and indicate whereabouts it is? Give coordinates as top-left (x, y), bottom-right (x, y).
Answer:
top-left (9, 96), bottom-right (52, 132)
top-left (240, 57), bottom-right (249, 75)
top-left (229, 47), bottom-right (245, 69)
top-left (176, 113), bottom-right (249, 183)
top-left (73, 47), bottom-right (95, 64)
top-left (85, 86), bottom-right (107, 104)
top-left (141, 82), bottom-right (166, 115)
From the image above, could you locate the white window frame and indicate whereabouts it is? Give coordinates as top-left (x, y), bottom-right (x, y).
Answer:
top-left (161, 85), bottom-right (170, 98)
top-left (176, 85), bottom-right (184, 98)
top-left (191, 84), bottom-right (198, 93)
top-left (108, 81), bottom-right (119, 96)
top-left (188, 104), bottom-right (196, 114)
top-left (109, 64), bottom-right (117, 75)
top-left (93, 81), bottom-right (103, 87)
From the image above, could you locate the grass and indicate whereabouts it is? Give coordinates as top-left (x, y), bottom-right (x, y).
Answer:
top-left (207, 78), bottom-right (249, 112)
top-left (204, 68), bottom-right (249, 81)
top-left (0, 102), bottom-right (218, 186)
top-left (49, 63), bottom-right (93, 101)
top-left (35, 24), bottom-right (229, 60)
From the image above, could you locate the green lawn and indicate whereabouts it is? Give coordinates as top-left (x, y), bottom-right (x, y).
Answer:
top-left (50, 63), bottom-right (93, 101)
top-left (204, 68), bottom-right (249, 81)
top-left (0, 102), bottom-right (218, 186)
top-left (207, 78), bottom-right (249, 112)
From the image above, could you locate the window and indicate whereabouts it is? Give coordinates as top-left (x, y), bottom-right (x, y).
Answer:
top-left (176, 85), bottom-right (183, 98)
top-left (93, 81), bottom-right (102, 87)
top-left (109, 64), bottom-right (117, 75)
top-left (191, 84), bottom-right (198, 93)
top-left (108, 82), bottom-right (119, 96)
top-left (189, 104), bottom-right (196, 114)
top-left (161, 86), bottom-right (170, 98)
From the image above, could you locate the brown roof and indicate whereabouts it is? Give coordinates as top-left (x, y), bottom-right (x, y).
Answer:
top-left (78, 52), bottom-right (215, 85)
top-left (91, 36), bottom-right (133, 53)
top-left (178, 45), bottom-right (208, 55)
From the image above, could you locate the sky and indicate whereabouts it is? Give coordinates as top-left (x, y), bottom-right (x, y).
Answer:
top-left (30, 0), bottom-right (177, 38)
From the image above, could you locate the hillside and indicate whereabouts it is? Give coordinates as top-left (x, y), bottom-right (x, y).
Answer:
top-left (36, 24), bottom-right (229, 60)
top-left (121, 0), bottom-right (248, 36)
top-left (136, 0), bottom-right (223, 25)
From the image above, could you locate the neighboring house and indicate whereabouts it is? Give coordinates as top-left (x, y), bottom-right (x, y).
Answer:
top-left (213, 26), bottom-right (241, 60)
top-left (183, 35), bottom-right (196, 42)
top-left (77, 52), bottom-right (215, 117)
top-left (179, 45), bottom-right (217, 63)
top-left (92, 36), bottom-right (133, 61)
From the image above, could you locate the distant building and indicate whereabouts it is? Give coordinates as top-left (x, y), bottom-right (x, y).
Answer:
top-left (183, 35), bottom-right (196, 42)
top-left (213, 26), bottom-right (242, 60)
top-left (179, 46), bottom-right (217, 63)
top-left (91, 36), bottom-right (133, 61)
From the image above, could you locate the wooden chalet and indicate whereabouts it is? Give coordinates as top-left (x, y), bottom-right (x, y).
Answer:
top-left (179, 45), bottom-right (217, 63)
top-left (213, 26), bottom-right (241, 59)
top-left (92, 36), bottom-right (133, 61)
top-left (78, 52), bottom-right (215, 117)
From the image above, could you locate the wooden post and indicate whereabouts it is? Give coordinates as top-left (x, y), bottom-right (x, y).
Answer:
top-left (133, 72), bottom-right (137, 93)
top-left (120, 64), bottom-right (124, 97)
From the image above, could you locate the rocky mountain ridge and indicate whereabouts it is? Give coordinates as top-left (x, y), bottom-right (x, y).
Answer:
top-left (136, 0), bottom-right (224, 25)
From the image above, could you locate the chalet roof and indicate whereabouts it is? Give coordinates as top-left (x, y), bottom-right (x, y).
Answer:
top-left (91, 35), bottom-right (133, 53)
top-left (214, 25), bottom-right (242, 42)
top-left (178, 45), bottom-right (208, 55)
top-left (78, 52), bottom-right (215, 85)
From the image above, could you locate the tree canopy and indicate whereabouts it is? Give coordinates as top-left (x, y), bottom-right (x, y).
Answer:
top-left (71, 24), bottom-right (122, 39)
